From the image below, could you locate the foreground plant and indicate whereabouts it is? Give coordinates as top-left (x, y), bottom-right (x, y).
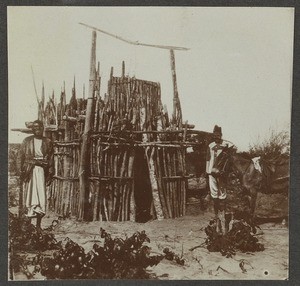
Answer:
top-left (205, 218), bottom-right (264, 258)
top-left (9, 212), bottom-right (60, 252)
top-left (34, 228), bottom-right (164, 279)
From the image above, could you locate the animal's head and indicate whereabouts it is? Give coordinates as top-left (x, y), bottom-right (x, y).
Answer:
top-left (213, 145), bottom-right (236, 176)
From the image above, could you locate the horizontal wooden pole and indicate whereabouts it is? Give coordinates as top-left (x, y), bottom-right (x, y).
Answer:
top-left (136, 142), bottom-right (198, 148)
top-left (89, 176), bottom-right (134, 181)
top-left (54, 176), bottom-right (79, 181)
top-left (54, 175), bottom-right (193, 182)
top-left (63, 115), bottom-right (86, 122)
top-left (53, 141), bottom-right (80, 146)
top-left (54, 152), bottom-right (72, 156)
top-left (90, 141), bottom-right (201, 148)
top-left (11, 128), bottom-right (33, 134)
top-left (79, 22), bottom-right (190, 51)
top-left (12, 128), bottom-right (210, 136)
top-left (11, 126), bottom-right (60, 133)
top-left (140, 141), bottom-right (203, 146)
top-left (91, 134), bottom-right (129, 142)
top-left (93, 142), bottom-right (132, 147)
top-left (92, 129), bottom-right (207, 135)
top-left (162, 176), bottom-right (189, 179)
top-left (91, 137), bottom-right (204, 146)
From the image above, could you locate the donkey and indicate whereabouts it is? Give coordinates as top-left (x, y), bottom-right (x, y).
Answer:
top-left (212, 146), bottom-right (289, 221)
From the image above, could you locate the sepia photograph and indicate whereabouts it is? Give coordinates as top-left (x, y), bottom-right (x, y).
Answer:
top-left (7, 6), bottom-right (293, 280)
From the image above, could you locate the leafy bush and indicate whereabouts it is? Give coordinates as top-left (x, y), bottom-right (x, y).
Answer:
top-left (204, 218), bottom-right (264, 258)
top-left (9, 212), bottom-right (60, 252)
top-left (9, 217), bottom-right (165, 280)
top-left (37, 228), bottom-right (164, 279)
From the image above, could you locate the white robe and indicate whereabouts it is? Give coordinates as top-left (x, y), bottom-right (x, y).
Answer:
top-left (24, 138), bottom-right (46, 217)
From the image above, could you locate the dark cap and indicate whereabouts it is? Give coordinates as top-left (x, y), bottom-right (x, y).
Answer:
top-left (213, 125), bottom-right (222, 135)
top-left (33, 120), bottom-right (44, 127)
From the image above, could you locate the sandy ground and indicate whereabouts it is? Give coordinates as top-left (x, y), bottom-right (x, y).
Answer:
top-left (8, 176), bottom-right (288, 281)
top-left (9, 205), bottom-right (288, 281)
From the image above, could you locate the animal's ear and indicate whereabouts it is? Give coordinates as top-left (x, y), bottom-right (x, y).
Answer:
top-left (229, 145), bottom-right (237, 153)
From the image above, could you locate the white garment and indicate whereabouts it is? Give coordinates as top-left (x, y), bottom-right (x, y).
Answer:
top-left (252, 156), bottom-right (262, 173)
top-left (24, 138), bottom-right (46, 216)
top-left (208, 175), bottom-right (226, 199)
top-left (207, 141), bottom-right (232, 199)
top-left (207, 141), bottom-right (231, 173)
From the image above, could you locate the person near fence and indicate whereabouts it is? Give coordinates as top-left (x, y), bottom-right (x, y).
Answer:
top-left (17, 120), bottom-right (54, 229)
top-left (205, 125), bottom-right (234, 234)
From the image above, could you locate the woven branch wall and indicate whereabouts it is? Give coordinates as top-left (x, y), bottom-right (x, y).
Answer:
top-left (43, 69), bottom-right (188, 221)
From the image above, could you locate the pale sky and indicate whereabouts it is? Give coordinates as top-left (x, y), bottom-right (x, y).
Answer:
top-left (7, 7), bottom-right (294, 151)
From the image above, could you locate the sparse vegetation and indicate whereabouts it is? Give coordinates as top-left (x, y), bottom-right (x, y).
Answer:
top-left (9, 214), bottom-right (164, 280)
top-left (248, 129), bottom-right (290, 159)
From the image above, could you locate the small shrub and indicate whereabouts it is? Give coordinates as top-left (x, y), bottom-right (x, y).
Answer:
top-left (248, 129), bottom-right (290, 159)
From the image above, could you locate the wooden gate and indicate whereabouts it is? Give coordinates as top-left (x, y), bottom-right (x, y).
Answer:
top-left (145, 145), bottom-right (187, 220)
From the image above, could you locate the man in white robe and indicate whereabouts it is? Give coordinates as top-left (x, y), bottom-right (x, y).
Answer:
top-left (18, 120), bottom-right (54, 229)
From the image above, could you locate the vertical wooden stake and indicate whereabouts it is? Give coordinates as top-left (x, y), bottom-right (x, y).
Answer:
top-left (183, 120), bottom-right (188, 141)
top-left (78, 30), bottom-right (97, 221)
top-left (170, 49), bottom-right (182, 128)
top-left (18, 179), bottom-right (23, 218)
top-left (122, 61), bottom-right (125, 78)
top-left (145, 146), bottom-right (164, 220)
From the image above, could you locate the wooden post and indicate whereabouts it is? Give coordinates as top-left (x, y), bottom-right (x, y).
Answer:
top-left (62, 105), bottom-right (72, 217)
top-left (145, 146), bottom-right (164, 220)
top-left (41, 82), bottom-right (45, 119)
top-left (170, 49), bottom-right (182, 128)
top-left (78, 30), bottom-right (97, 220)
top-left (96, 62), bottom-right (101, 100)
top-left (122, 61), bottom-right (125, 78)
top-left (183, 120), bottom-right (188, 141)
top-left (18, 178), bottom-right (23, 218)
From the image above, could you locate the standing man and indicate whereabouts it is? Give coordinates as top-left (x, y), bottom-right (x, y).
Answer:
top-left (18, 120), bottom-right (54, 230)
top-left (206, 125), bottom-right (232, 234)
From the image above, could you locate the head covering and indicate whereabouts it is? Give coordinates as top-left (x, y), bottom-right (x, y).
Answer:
top-left (213, 125), bottom-right (222, 135)
top-left (33, 120), bottom-right (44, 127)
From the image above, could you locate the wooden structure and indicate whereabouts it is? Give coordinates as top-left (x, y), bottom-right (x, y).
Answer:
top-left (13, 31), bottom-right (213, 222)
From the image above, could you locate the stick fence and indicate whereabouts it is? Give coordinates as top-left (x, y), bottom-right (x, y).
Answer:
top-left (18, 61), bottom-right (211, 221)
